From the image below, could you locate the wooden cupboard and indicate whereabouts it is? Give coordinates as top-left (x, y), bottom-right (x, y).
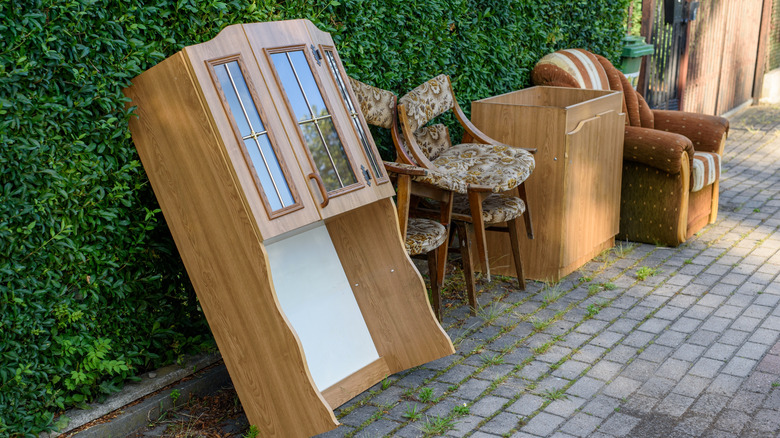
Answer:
top-left (471, 87), bottom-right (625, 282)
top-left (125, 20), bottom-right (454, 437)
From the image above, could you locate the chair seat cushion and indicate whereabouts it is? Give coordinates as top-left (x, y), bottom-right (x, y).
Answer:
top-left (432, 143), bottom-right (535, 193)
top-left (691, 151), bottom-right (720, 192)
top-left (453, 193), bottom-right (526, 225)
top-left (405, 218), bottom-right (447, 256)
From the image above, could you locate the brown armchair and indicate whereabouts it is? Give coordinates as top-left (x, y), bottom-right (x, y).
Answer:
top-left (532, 49), bottom-right (728, 246)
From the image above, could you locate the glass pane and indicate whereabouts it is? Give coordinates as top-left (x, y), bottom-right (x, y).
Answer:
top-left (353, 118), bottom-right (381, 177)
top-left (300, 121), bottom-right (341, 191)
top-left (287, 51), bottom-right (328, 118)
top-left (317, 118), bottom-right (356, 186)
top-left (270, 53), bottom-right (312, 121)
top-left (215, 64), bottom-right (251, 137)
top-left (214, 59), bottom-right (294, 213)
top-left (323, 50), bottom-right (383, 180)
top-left (244, 138), bottom-right (283, 211)
top-left (227, 62), bottom-right (265, 133)
top-left (324, 51), bottom-right (355, 114)
top-left (257, 134), bottom-right (294, 207)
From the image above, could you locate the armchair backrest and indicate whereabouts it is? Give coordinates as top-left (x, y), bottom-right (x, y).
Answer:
top-left (532, 48), bottom-right (655, 129)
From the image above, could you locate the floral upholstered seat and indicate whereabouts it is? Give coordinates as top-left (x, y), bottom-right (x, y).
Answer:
top-left (433, 143), bottom-right (535, 193)
top-left (398, 75), bottom-right (535, 194)
top-left (452, 194), bottom-right (526, 225)
top-left (396, 74), bottom-right (535, 284)
top-left (404, 218), bottom-right (447, 256)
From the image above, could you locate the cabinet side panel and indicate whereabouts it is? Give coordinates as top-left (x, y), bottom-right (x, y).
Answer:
top-left (125, 53), bottom-right (337, 437)
top-left (471, 101), bottom-right (567, 281)
top-left (326, 199), bottom-right (455, 372)
top-left (561, 110), bottom-right (624, 269)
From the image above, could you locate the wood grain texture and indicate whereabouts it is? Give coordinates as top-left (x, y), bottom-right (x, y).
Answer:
top-left (472, 87), bottom-right (624, 281)
top-left (327, 199), bottom-right (455, 372)
top-left (321, 357), bottom-right (390, 408)
top-left (561, 110), bottom-right (623, 268)
top-left (125, 52), bottom-right (337, 437)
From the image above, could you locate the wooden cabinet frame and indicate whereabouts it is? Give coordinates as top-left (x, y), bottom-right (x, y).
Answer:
top-left (126, 20), bottom-right (453, 437)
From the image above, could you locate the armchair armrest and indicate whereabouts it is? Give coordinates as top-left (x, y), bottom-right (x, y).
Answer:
top-left (652, 110), bottom-right (729, 155)
top-left (623, 125), bottom-right (694, 175)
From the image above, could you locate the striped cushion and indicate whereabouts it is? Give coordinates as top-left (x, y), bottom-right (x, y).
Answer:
top-left (533, 49), bottom-right (610, 91)
top-left (691, 152), bottom-right (720, 192)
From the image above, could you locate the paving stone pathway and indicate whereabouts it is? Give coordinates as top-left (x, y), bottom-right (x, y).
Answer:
top-left (133, 105), bottom-right (780, 438)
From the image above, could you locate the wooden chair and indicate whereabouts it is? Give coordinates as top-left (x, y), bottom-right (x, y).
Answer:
top-left (395, 74), bottom-right (536, 286)
top-left (349, 77), bottom-right (478, 316)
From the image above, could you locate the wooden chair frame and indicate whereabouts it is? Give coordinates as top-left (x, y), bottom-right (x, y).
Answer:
top-left (395, 75), bottom-right (535, 281)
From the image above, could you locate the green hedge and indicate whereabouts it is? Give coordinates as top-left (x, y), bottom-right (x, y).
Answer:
top-left (0, 0), bottom-right (629, 435)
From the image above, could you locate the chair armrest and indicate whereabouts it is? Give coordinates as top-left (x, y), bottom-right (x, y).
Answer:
top-left (453, 100), bottom-right (537, 154)
top-left (652, 110), bottom-right (729, 154)
top-left (623, 125), bottom-right (694, 175)
top-left (383, 161), bottom-right (427, 176)
top-left (384, 161), bottom-right (469, 194)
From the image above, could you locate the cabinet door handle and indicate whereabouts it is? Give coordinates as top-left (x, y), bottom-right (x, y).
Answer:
top-left (308, 173), bottom-right (330, 208)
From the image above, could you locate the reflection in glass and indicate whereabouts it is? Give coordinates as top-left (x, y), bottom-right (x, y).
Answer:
top-left (324, 50), bottom-right (383, 180)
top-left (215, 61), bottom-right (294, 211)
top-left (270, 50), bottom-right (357, 192)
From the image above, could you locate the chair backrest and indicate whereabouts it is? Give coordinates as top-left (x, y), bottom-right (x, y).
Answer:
top-left (532, 48), bottom-right (655, 129)
top-left (397, 75), bottom-right (461, 165)
top-left (348, 76), bottom-right (417, 164)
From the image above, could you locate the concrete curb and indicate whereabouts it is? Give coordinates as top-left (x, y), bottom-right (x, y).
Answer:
top-left (74, 363), bottom-right (232, 438)
top-left (43, 352), bottom-right (227, 437)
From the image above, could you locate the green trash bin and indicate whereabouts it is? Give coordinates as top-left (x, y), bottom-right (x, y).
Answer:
top-left (619, 35), bottom-right (654, 88)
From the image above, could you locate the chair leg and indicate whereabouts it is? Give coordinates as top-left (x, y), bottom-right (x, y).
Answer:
top-left (427, 249), bottom-right (442, 321)
top-left (517, 183), bottom-right (534, 239)
top-left (468, 190), bottom-right (490, 281)
top-left (456, 222), bottom-right (478, 314)
top-left (435, 192), bottom-right (454, 291)
top-left (507, 217), bottom-right (526, 290)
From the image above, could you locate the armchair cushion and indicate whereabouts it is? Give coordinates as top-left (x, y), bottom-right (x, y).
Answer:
top-left (398, 74), bottom-right (454, 132)
top-left (691, 152), bottom-right (720, 192)
top-left (432, 143), bottom-right (535, 193)
top-left (453, 194), bottom-right (527, 225)
top-left (652, 110), bottom-right (729, 154)
top-left (624, 125), bottom-right (694, 175)
top-left (405, 218), bottom-right (447, 256)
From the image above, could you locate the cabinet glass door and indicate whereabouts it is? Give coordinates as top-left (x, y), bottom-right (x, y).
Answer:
top-left (212, 59), bottom-right (296, 213)
top-left (269, 50), bottom-right (359, 193)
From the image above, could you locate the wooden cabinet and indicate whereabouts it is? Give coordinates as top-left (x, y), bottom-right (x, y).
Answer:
top-left (126, 20), bottom-right (453, 437)
top-left (471, 86), bottom-right (625, 282)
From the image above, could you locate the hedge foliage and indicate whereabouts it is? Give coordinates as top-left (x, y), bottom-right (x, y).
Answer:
top-left (0, 0), bottom-right (629, 435)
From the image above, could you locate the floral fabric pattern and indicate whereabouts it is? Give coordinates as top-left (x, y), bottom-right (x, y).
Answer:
top-left (404, 218), bottom-right (447, 256)
top-left (413, 123), bottom-right (451, 161)
top-left (452, 193), bottom-right (526, 225)
top-left (398, 74), bottom-right (454, 132)
top-left (348, 77), bottom-right (395, 130)
top-left (384, 161), bottom-right (469, 194)
top-left (432, 143), bottom-right (535, 193)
